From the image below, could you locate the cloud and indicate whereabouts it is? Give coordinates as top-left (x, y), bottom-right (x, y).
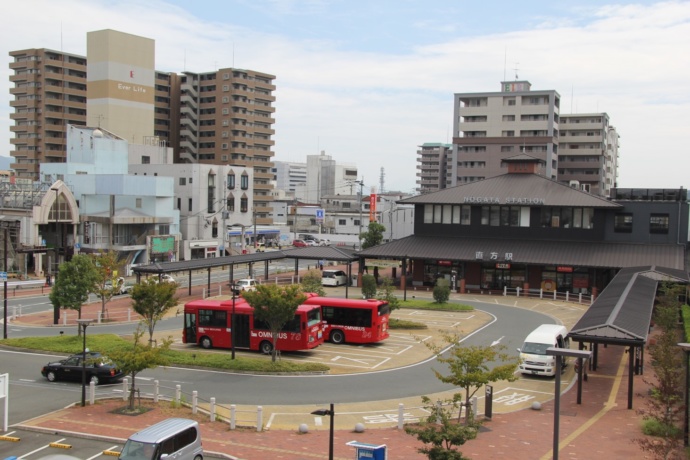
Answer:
top-left (1, 0), bottom-right (689, 192)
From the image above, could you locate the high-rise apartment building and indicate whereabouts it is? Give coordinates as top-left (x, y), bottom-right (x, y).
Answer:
top-left (558, 113), bottom-right (619, 196)
top-left (416, 143), bottom-right (452, 194)
top-left (451, 81), bottom-right (560, 185)
top-left (448, 80), bottom-right (619, 197)
top-left (9, 48), bottom-right (87, 179)
top-left (176, 68), bottom-right (276, 224)
top-left (9, 30), bottom-right (277, 223)
top-left (272, 160), bottom-right (307, 194)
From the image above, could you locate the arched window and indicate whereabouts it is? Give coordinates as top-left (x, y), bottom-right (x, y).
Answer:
top-left (240, 173), bottom-right (249, 190)
top-left (227, 171), bottom-right (235, 190)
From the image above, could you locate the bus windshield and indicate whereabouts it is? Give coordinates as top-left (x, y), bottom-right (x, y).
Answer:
top-left (307, 307), bottom-right (321, 327)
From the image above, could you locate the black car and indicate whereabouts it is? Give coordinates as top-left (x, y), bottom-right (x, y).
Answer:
top-left (41, 351), bottom-right (123, 385)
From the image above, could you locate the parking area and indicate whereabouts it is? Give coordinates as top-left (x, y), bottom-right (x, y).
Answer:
top-left (1, 428), bottom-right (122, 459)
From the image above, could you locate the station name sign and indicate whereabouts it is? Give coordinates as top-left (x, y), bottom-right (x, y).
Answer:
top-left (463, 196), bottom-right (545, 205)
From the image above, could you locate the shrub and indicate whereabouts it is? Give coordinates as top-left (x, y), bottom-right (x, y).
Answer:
top-left (433, 278), bottom-right (451, 304)
top-left (301, 269), bottom-right (325, 296)
top-left (361, 274), bottom-right (377, 299)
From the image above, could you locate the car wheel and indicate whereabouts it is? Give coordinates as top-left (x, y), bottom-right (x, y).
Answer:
top-left (194, 455), bottom-right (203, 460)
top-left (260, 341), bottom-right (273, 354)
top-left (90, 375), bottom-right (100, 385)
top-left (200, 336), bottom-right (213, 349)
top-left (46, 371), bottom-right (57, 382)
top-left (330, 330), bottom-right (345, 344)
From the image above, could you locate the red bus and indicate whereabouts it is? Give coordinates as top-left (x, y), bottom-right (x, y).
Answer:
top-left (303, 296), bottom-right (390, 344)
top-left (183, 298), bottom-right (325, 354)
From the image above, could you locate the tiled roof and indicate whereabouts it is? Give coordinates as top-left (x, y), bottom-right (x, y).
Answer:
top-left (400, 173), bottom-right (620, 208)
top-left (358, 236), bottom-right (686, 270)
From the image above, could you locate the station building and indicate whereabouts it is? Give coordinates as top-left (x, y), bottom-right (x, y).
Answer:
top-left (359, 156), bottom-right (688, 297)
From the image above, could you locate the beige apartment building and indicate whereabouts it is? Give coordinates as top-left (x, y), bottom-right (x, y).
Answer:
top-left (415, 143), bottom-right (452, 194)
top-left (8, 30), bottom-right (276, 223)
top-left (9, 48), bottom-right (87, 179)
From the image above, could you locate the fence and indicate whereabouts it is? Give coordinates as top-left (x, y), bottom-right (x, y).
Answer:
top-left (86, 378), bottom-right (482, 432)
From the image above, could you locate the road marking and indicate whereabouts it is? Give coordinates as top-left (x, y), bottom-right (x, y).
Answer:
top-left (490, 336), bottom-right (504, 347)
top-left (19, 438), bottom-right (66, 459)
top-left (331, 356), bottom-right (376, 366)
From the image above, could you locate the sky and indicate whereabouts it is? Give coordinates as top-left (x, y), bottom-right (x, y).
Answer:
top-left (2, 0), bottom-right (689, 195)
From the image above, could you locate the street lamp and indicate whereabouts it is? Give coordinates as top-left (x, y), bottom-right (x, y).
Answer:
top-left (545, 347), bottom-right (591, 460)
top-left (678, 342), bottom-right (690, 446)
top-left (76, 319), bottom-right (93, 407)
top-left (311, 403), bottom-right (334, 460)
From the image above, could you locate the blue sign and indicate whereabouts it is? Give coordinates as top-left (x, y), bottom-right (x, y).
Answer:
top-left (316, 209), bottom-right (324, 221)
top-left (347, 441), bottom-right (387, 460)
top-left (0, 272), bottom-right (7, 282)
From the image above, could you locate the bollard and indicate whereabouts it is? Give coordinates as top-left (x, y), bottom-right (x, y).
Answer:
top-left (18, 305), bottom-right (22, 317)
top-left (435, 400), bottom-right (442, 424)
top-left (503, 286), bottom-right (507, 296)
top-left (128, 309), bottom-right (131, 322)
top-left (12, 306), bottom-right (16, 321)
top-left (257, 406), bottom-right (263, 432)
top-left (175, 385), bottom-right (181, 404)
top-left (540, 288), bottom-right (544, 299)
top-left (471, 397), bottom-right (478, 420)
top-left (89, 381), bottom-right (95, 405)
top-left (566, 291), bottom-right (570, 302)
top-left (97, 311), bottom-right (102, 324)
top-left (210, 397), bottom-right (215, 422)
top-left (553, 290), bottom-right (557, 300)
top-left (202, 288), bottom-right (206, 299)
top-left (578, 293), bottom-right (583, 304)
top-left (192, 391), bottom-right (198, 414)
top-left (154, 380), bottom-right (159, 403)
top-left (516, 287), bottom-right (521, 297)
top-left (230, 404), bottom-right (236, 430)
top-left (122, 378), bottom-right (128, 401)
top-left (63, 312), bottom-right (67, 325)
top-left (398, 403), bottom-right (404, 430)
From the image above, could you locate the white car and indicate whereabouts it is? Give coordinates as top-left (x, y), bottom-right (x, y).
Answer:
top-left (159, 274), bottom-right (176, 283)
top-left (321, 270), bottom-right (348, 287)
top-left (304, 240), bottom-right (318, 246)
top-left (233, 278), bottom-right (258, 292)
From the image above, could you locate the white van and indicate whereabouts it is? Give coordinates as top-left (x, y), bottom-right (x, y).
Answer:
top-left (517, 324), bottom-right (570, 377)
top-left (119, 418), bottom-right (203, 460)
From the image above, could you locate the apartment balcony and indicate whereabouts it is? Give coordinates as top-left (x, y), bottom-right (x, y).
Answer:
top-left (558, 171), bottom-right (602, 183)
top-left (180, 140), bottom-right (198, 153)
top-left (180, 128), bottom-right (198, 144)
top-left (560, 120), bottom-right (603, 130)
top-left (181, 82), bottom-right (199, 98)
top-left (558, 157), bottom-right (603, 168)
top-left (180, 94), bottom-right (199, 109)
top-left (11, 124), bottom-right (38, 134)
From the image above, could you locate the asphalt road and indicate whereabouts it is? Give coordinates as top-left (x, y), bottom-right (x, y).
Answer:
top-left (4, 300), bottom-right (550, 425)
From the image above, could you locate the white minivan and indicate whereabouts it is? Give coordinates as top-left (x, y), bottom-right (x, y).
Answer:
top-left (119, 418), bottom-right (203, 460)
top-left (517, 324), bottom-right (570, 377)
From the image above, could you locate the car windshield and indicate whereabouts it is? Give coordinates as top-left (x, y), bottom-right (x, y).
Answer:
top-left (521, 342), bottom-right (550, 355)
top-left (120, 440), bottom-right (158, 460)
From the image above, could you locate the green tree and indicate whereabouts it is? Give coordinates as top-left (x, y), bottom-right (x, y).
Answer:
top-left (243, 284), bottom-right (307, 362)
top-left (434, 278), bottom-right (451, 304)
top-left (636, 282), bottom-right (685, 459)
top-left (405, 396), bottom-right (478, 460)
top-left (301, 269), bottom-right (326, 296)
top-left (130, 279), bottom-right (179, 345)
top-left (108, 326), bottom-right (171, 410)
top-left (376, 277), bottom-right (400, 311)
top-left (428, 333), bottom-right (519, 423)
top-left (91, 250), bottom-right (123, 317)
top-left (49, 254), bottom-right (100, 333)
top-left (360, 222), bottom-right (385, 249)
top-left (361, 274), bottom-right (377, 299)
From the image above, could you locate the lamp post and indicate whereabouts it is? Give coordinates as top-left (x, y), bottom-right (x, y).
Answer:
top-left (76, 319), bottom-right (93, 407)
top-left (311, 403), bottom-right (334, 460)
top-left (678, 342), bottom-right (690, 446)
top-left (545, 347), bottom-right (591, 460)
top-left (51, 186), bottom-right (60, 325)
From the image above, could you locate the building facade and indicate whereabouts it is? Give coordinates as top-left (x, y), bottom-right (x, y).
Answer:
top-left (8, 48), bottom-right (88, 179)
top-left (558, 113), bottom-right (619, 196)
top-left (9, 30), bottom-right (277, 223)
top-left (416, 142), bottom-right (452, 194)
top-left (451, 80), bottom-right (560, 185)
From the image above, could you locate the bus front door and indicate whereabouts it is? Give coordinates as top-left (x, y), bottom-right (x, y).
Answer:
top-left (233, 314), bottom-right (251, 348)
top-left (184, 313), bottom-right (197, 344)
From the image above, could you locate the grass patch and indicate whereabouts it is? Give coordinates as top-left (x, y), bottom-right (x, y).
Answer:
top-left (389, 318), bottom-right (428, 330)
top-left (1, 334), bottom-right (329, 373)
top-left (397, 299), bottom-right (474, 311)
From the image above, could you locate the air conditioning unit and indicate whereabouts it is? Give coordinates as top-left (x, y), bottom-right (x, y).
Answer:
top-left (569, 180), bottom-right (580, 189)
top-left (581, 184), bottom-right (591, 193)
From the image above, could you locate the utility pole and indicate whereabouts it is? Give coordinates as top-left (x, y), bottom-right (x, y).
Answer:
top-left (356, 179), bottom-right (364, 249)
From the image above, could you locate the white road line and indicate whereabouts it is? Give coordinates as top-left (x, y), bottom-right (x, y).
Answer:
top-left (18, 438), bottom-right (66, 459)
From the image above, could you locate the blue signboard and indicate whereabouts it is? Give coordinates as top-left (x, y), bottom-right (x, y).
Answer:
top-left (347, 441), bottom-right (387, 460)
top-left (316, 208), bottom-right (325, 222)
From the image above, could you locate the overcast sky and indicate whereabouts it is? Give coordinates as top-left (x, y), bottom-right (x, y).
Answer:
top-left (2, 0), bottom-right (688, 194)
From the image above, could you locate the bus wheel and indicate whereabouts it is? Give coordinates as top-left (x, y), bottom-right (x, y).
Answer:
top-left (330, 330), bottom-right (345, 344)
top-left (260, 341), bottom-right (273, 354)
top-left (200, 336), bottom-right (213, 349)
